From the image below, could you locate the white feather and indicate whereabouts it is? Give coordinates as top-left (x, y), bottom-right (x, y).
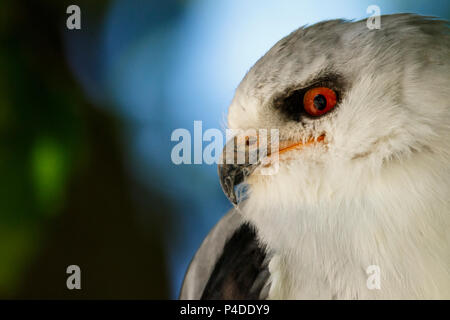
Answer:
top-left (227, 15), bottom-right (450, 299)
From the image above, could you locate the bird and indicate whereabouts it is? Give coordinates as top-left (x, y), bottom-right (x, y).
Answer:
top-left (180, 14), bottom-right (450, 300)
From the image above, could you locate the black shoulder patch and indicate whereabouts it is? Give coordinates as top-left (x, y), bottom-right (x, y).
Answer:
top-left (201, 223), bottom-right (269, 300)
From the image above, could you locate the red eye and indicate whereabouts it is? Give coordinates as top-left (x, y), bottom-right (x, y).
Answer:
top-left (303, 87), bottom-right (337, 117)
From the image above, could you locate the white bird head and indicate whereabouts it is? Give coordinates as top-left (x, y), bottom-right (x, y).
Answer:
top-left (214, 14), bottom-right (450, 299)
top-left (219, 14), bottom-right (450, 212)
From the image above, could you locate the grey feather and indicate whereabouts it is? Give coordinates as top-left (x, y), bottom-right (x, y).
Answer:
top-left (179, 209), bottom-right (244, 299)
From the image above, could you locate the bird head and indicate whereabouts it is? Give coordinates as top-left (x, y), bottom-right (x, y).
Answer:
top-left (218, 15), bottom-right (450, 212)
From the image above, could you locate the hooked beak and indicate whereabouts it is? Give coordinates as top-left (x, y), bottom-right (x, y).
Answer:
top-left (218, 133), bottom-right (325, 205)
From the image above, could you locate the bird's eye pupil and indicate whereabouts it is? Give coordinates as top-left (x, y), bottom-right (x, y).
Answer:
top-left (313, 94), bottom-right (327, 110)
top-left (303, 86), bottom-right (337, 117)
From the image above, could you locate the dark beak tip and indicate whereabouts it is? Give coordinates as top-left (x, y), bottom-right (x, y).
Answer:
top-left (218, 136), bottom-right (262, 206)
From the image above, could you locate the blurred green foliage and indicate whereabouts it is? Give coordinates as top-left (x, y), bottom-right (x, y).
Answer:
top-left (0, 0), bottom-right (85, 295)
top-left (0, 0), bottom-right (169, 299)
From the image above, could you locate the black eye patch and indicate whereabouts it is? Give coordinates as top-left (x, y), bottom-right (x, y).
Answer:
top-left (271, 73), bottom-right (344, 122)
